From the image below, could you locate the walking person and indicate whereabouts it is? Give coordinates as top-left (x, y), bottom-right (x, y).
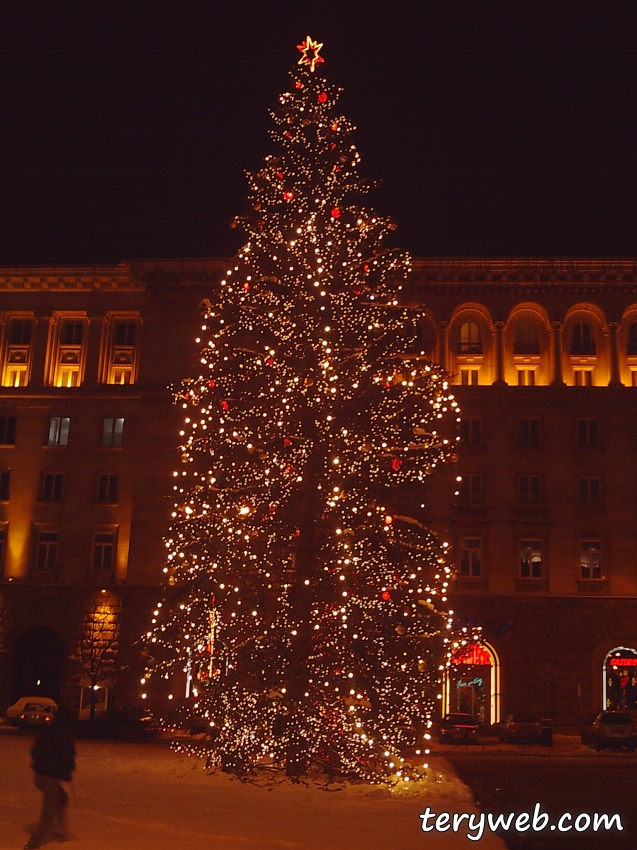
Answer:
top-left (25, 705), bottom-right (76, 849)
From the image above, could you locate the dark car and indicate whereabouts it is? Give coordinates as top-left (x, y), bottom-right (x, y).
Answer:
top-left (501, 714), bottom-right (543, 744)
top-left (438, 713), bottom-right (480, 744)
top-left (75, 707), bottom-right (161, 742)
top-left (582, 711), bottom-right (635, 751)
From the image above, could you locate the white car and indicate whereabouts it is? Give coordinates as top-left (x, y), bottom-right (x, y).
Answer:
top-left (6, 696), bottom-right (57, 728)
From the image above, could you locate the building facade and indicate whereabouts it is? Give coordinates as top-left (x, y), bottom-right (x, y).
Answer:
top-left (1, 256), bottom-right (636, 727)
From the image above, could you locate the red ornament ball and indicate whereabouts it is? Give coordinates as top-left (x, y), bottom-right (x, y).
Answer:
top-left (331, 207), bottom-right (341, 219)
top-left (330, 122), bottom-right (339, 131)
top-left (318, 92), bottom-right (328, 103)
top-left (207, 379), bottom-right (215, 388)
top-left (220, 400), bottom-right (229, 411)
top-left (283, 437), bottom-right (292, 447)
top-left (243, 281), bottom-right (250, 290)
top-left (391, 458), bottom-right (403, 471)
top-left (382, 591), bottom-right (391, 601)
top-left (276, 171), bottom-right (284, 179)
top-left (295, 81), bottom-right (303, 89)
top-left (283, 190), bottom-right (294, 201)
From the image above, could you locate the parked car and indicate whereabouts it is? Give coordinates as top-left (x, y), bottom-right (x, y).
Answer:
top-left (438, 713), bottom-right (480, 744)
top-left (501, 714), bottom-right (542, 744)
top-left (582, 711), bottom-right (635, 751)
top-left (6, 696), bottom-right (57, 729)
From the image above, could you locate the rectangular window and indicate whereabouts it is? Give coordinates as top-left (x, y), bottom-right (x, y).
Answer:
top-left (460, 538), bottom-right (482, 577)
top-left (519, 475), bottom-right (542, 504)
top-left (520, 539), bottom-right (542, 578)
top-left (61, 321), bottom-right (83, 345)
top-left (47, 416), bottom-right (70, 447)
top-left (631, 370), bottom-right (637, 387)
top-left (92, 532), bottom-right (116, 571)
top-left (105, 319), bottom-right (139, 385)
top-left (0, 416), bottom-right (16, 445)
top-left (459, 474), bottom-right (482, 504)
top-left (114, 322), bottom-right (136, 346)
top-left (36, 531), bottom-right (58, 571)
top-left (40, 472), bottom-right (63, 502)
top-left (574, 369), bottom-right (593, 386)
top-left (517, 368), bottom-right (536, 386)
top-left (96, 474), bottom-right (118, 504)
top-left (460, 418), bottom-right (481, 446)
top-left (3, 318), bottom-right (33, 387)
top-left (102, 418), bottom-right (124, 447)
top-left (460, 368), bottom-right (480, 386)
top-left (579, 477), bottom-right (601, 507)
top-left (0, 470), bottom-right (9, 501)
top-left (0, 526), bottom-right (5, 571)
top-left (580, 540), bottom-right (602, 579)
top-left (576, 418), bottom-right (599, 448)
top-left (519, 417), bottom-right (540, 448)
top-left (8, 321), bottom-right (32, 345)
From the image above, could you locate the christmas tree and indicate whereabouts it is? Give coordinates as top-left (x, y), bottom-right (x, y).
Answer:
top-left (145, 37), bottom-right (463, 782)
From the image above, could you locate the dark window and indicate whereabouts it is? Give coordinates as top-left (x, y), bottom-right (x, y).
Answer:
top-left (628, 323), bottom-right (637, 355)
top-left (0, 470), bottom-right (9, 501)
top-left (102, 418), bottom-right (124, 447)
top-left (459, 474), bottom-right (482, 504)
top-left (517, 368), bottom-right (536, 386)
top-left (114, 322), bottom-right (136, 346)
top-left (47, 417), bottom-right (70, 447)
top-left (36, 531), bottom-right (58, 570)
top-left (571, 322), bottom-right (595, 354)
top-left (8, 320), bottom-right (32, 345)
top-left (580, 540), bottom-right (602, 579)
top-left (460, 368), bottom-right (480, 386)
top-left (574, 369), bottom-right (593, 386)
top-left (519, 475), bottom-right (542, 505)
top-left (0, 526), bottom-right (5, 569)
top-left (514, 321), bottom-right (540, 355)
top-left (459, 321), bottom-right (482, 353)
top-left (460, 418), bottom-right (481, 446)
top-left (579, 477), bottom-right (601, 507)
top-left (520, 539), bottom-right (542, 578)
top-left (460, 539), bottom-right (482, 576)
top-left (40, 472), bottom-right (63, 502)
top-left (96, 474), bottom-right (118, 503)
top-left (92, 532), bottom-right (116, 571)
top-left (0, 416), bottom-right (16, 445)
top-left (576, 418), bottom-right (599, 447)
top-left (62, 322), bottom-right (83, 345)
top-left (519, 418), bottom-right (541, 447)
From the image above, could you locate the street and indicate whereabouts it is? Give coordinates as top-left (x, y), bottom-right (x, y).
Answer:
top-left (444, 741), bottom-right (637, 850)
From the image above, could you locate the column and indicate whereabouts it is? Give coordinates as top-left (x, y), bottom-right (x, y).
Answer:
top-left (437, 321), bottom-right (449, 372)
top-left (550, 322), bottom-right (565, 386)
top-left (606, 322), bottom-right (621, 387)
top-left (493, 321), bottom-right (506, 386)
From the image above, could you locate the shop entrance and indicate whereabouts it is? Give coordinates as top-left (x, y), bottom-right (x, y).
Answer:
top-left (603, 646), bottom-right (637, 710)
top-left (444, 643), bottom-right (500, 726)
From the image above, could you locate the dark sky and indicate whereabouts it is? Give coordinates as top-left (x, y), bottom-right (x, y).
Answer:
top-left (0, 1), bottom-right (636, 265)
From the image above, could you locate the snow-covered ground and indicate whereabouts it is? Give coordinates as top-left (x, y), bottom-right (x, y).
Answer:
top-left (0, 729), bottom-right (506, 849)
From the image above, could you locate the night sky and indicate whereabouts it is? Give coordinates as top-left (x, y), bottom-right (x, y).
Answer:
top-left (0, 1), bottom-right (636, 265)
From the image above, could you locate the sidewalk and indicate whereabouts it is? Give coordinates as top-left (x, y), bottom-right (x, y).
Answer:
top-left (0, 730), bottom-right (506, 850)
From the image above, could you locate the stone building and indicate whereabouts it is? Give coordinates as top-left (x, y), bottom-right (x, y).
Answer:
top-left (1, 256), bottom-right (637, 727)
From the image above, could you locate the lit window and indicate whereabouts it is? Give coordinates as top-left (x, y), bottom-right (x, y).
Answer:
top-left (573, 369), bottom-right (593, 386)
top-left (39, 472), bottom-right (63, 502)
top-left (460, 539), bottom-right (482, 577)
top-left (92, 532), bottom-right (116, 571)
top-left (52, 317), bottom-right (87, 387)
top-left (580, 540), bottom-right (602, 579)
top-left (460, 368), bottom-right (480, 386)
top-left (47, 416), bottom-right (70, 447)
top-left (102, 418), bottom-right (124, 447)
top-left (36, 531), bottom-right (58, 571)
top-left (520, 539), bottom-right (542, 578)
top-left (0, 416), bottom-right (16, 445)
top-left (96, 474), bottom-right (118, 504)
top-left (628, 323), bottom-right (637, 355)
top-left (2, 319), bottom-right (33, 387)
top-left (105, 319), bottom-right (139, 385)
top-left (578, 477), bottom-right (601, 508)
top-left (459, 322), bottom-right (482, 353)
top-left (517, 368), bottom-right (536, 386)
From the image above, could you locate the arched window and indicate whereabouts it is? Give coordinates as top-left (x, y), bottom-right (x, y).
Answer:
top-left (571, 322), bottom-right (595, 355)
top-left (459, 321), bottom-right (482, 354)
top-left (628, 323), bottom-right (637, 355)
top-left (444, 642), bottom-right (501, 725)
top-left (514, 320), bottom-right (539, 355)
top-left (603, 647), bottom-right (637, 710)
